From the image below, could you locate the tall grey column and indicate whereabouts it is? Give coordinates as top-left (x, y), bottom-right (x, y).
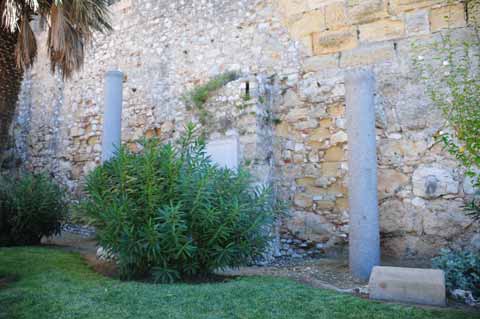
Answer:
top-left (102, 70), bottom-right (123, 162)
top-left (345, 69), bottom-right (380, 281)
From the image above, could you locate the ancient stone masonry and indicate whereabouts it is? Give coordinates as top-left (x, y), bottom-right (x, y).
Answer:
top-left (14, 0), bottom-right (480, 258)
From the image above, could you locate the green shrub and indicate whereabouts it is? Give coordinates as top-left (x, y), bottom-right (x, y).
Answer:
top-left (432, 249), bottom-right (480, 297)
top-left (82, 124), bottom-right (277, 282)
top-left (186, 71), bottom-right (239, 109)
top-left (183, 71), bottom-right (240, 125)
top-left (0, 172), bottom-right (67, 246)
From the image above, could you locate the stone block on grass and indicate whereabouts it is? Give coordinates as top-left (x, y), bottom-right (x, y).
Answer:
top-left (369, 266), bottom-right (446, 306)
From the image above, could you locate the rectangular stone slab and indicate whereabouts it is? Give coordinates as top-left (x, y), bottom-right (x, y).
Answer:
top-left (369, 266), bottom-right (446, 306)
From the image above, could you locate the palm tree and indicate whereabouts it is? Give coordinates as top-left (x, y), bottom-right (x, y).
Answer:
top-left (0, 0), bottom-right (111, 159)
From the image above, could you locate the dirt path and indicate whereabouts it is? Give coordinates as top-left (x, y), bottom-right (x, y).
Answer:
top-left (43, 232), bottom-right (432, 293)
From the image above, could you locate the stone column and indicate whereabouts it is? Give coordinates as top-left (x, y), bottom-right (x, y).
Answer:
top-left (102, 70), bottom-right (123, 162)
top-left (345, 69), bottom-right (380, 281)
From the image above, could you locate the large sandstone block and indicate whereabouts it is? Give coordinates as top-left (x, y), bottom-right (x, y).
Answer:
top-left (288, 10), bottom-right (326, 38)
top-left (340, 42), bottom-right (395, 67)
top-left (312, 27), bottom-right (358, 55)
top-left (359, 18), bottom-right (405, 42)
top-left (347, 0), bottom-right (389, 24)
top-left (430, 3), bottom-right (466, 32)
top-left (325, 1), bottom-right (347, 29)
top-left (389, 0), bottom-right (446, 14)
top-left (369, 266), bottom-right (446, 306)
top-left (278, 0), bottom-right (308, 19)
top-left (412, 165), bottom-right (458, 198)
top-left (303, 54), bottom-right (340, 72)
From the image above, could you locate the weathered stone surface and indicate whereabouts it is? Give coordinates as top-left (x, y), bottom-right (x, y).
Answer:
top-left (405, 9), bottom-right (430, 35)
top-left (430, 3), bottom-right (466, 32)
top-left (347, 0), bottom-right (389, 24)
top-left (369, 266), bottom-right (446, 306)
top-left (389, 0), bottom-right (445, 14)
top-left (288, 10), bottom-right (327, 38)
top-left (312, 27), bottom-right (358, 55)
top-left (286, 211), bottom-right (335, 242)
top-left (303, 55), bottom-right (339, 72)
top-left (14, 0), bottom-right (478, 260)
top-left (294, 193), bottom-right (314, 208)
top-left (278, 0), bottom-right (308, 19)
top-left (324, 1), bottom-right (347, 29)
top-left (340, 42), bottom-right (396, 67)
top-left (378, 169), bottom-right (409, 200)
top-left (324, 146), bottom-right (345, 161)
top-left (359, 19), bottom-right (405, 43)
top-left (412, 165), bottom-right (458, 198)
top-left (330, 131), bottom-right (348, 145)
top-left (423, 202), bottom-right (472, 238)
top-left (379, 200), bottom-right (423, 234)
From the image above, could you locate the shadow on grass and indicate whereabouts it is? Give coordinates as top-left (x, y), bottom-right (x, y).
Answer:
top-left (0, 275), bottom-right (22, 319)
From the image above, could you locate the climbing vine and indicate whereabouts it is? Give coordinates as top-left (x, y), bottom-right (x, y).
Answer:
top-left (413, 8), bottom-right (480, 218)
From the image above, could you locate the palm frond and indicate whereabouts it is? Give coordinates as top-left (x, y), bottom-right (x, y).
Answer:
top-left (2, 0), bottom-right (111, 78)
top-left (15, 12), bottom-right (37, 69)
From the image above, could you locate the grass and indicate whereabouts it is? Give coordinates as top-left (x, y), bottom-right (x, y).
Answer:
top-left (0, 247), bottom-right (478, 319)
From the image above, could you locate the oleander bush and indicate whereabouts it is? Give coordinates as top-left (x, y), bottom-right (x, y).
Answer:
top-left (432, 249), bottom-right (480, 298)
top-left (0, 172), bottom-right (67, 246)
top-left (82, 124), bottom-right (277, 282)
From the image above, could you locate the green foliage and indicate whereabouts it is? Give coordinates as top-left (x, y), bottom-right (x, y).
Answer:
top-left (432, 249), bottom-right (480, 297)
top-left (82, 124), bottom-right (276, 282)
top-left (414, 29), bottom-right (480, 218)
top-left (0, 172), bottom-right (67, 246)
top-left (466, 197), bottom-right (480, 221)
top-left (185, 71), bottom-right (240, 109)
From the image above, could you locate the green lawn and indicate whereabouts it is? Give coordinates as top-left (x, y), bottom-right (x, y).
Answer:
top-left (0, 247), bottom-right (478, 319)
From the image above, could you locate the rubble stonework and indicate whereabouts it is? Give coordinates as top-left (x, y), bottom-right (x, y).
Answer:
top-left (14, 0), bottom-right (480, 257)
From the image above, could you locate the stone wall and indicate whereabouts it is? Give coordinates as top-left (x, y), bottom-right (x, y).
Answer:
top-left (14, 0), bottom-right (480, 258)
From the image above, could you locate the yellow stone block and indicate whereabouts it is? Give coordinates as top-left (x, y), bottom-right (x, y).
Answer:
top-left (347, 0), bottom-right (389, 24)
top-left (325, 1), bottom-right (347, 29)
top-left (320, 118), bottom-right (333, 127)
top-left (430, 3), bottom-right (466, 32)
top-left (312, 27), bottom-right (358, 55)
top-left (389, 0), bottom-right (446, 13)
top-left (278, 0), bottom-right (309, 18)
top-left (310, 127), bottom-right (331, 142)
top-left (321, 162), bottom-right (341, 176)
top-left (288, 9), bottom-right (326, 38)
top-left (326, 180), bottom-right (348, 194)
top-left (315, 200), bottom-right (336, 210)
top-left (324, 146), bottom-right (345, 161)
top-left (296, 177), bottom-right (316, 186)
top-left (359, 18), bottom-right (405, 42)
top-left (87, 136), bottom-right (99, 146)
top-left (335, 197), bottom-right (349, 210)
